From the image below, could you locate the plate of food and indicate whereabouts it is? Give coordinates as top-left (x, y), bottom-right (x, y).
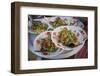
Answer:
top-left (51, 26), bottom-right (87, 51)
top-left (49, 16), bottom-right (74, 28)
top-left (48, 17), bottom-right (68, 28)
top-left (28, 19), bottom-right (49, 34)
top-left (32, 31), bottom-right (63, 58)
top-left (48, 16), bottom-right (84, 28)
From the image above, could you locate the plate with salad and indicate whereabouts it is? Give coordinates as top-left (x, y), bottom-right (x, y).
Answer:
top-left (51, 26), bottom-right (87, 51)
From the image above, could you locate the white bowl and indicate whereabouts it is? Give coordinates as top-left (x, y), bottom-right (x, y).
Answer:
top-left (28, 18), bottom-right (49, 34)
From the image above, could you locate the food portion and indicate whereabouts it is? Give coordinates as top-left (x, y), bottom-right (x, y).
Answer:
top-left (31, 21), bottom-right (48, 33)
top-left (52, 17), bottom-right (66, 28)
top-left (58, 28), bottom-right (78, 47)
top-left (37, 32), bottom-right (57, 54)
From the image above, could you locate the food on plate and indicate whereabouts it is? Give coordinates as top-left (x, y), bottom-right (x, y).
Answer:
top-left (52, 17), bottom-right (66, 28)
top-left (58, 28), bottom-right (78, 47)
top-left (37, 32), bottom-right (57, 53)
top-left (31, 21), bottom-right (48, 33)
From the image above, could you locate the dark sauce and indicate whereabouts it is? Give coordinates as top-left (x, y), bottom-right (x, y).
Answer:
top-left (67, 43), bottom-right (75, 48)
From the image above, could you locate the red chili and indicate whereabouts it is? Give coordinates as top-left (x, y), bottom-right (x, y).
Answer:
top-left (43, 52), bottom-right (48, 55)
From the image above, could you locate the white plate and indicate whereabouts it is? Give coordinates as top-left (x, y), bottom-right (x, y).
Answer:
top-left (33, 31), bottom-right (64, 58)
top-left (48, 16), bottom-right (84, 28)
top-left (46, 44), bottom-right (84, 59)
top-left (29, 42), bottom-right (84, 59)
top-left (51, 26), bottom-right (87, 51)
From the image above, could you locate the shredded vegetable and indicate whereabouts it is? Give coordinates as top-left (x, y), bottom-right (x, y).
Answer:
top-left (31, 21), bottom-right (48, 33)
top-left (52, 17), bottom-right (66, 28)
top-left (58, 28), bottom-right (78, 47)
top-left (40, 34), bottom-right (57, 52)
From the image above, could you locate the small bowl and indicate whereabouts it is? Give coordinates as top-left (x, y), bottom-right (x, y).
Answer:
top-left (28, 18), bottom-right (49, 34)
